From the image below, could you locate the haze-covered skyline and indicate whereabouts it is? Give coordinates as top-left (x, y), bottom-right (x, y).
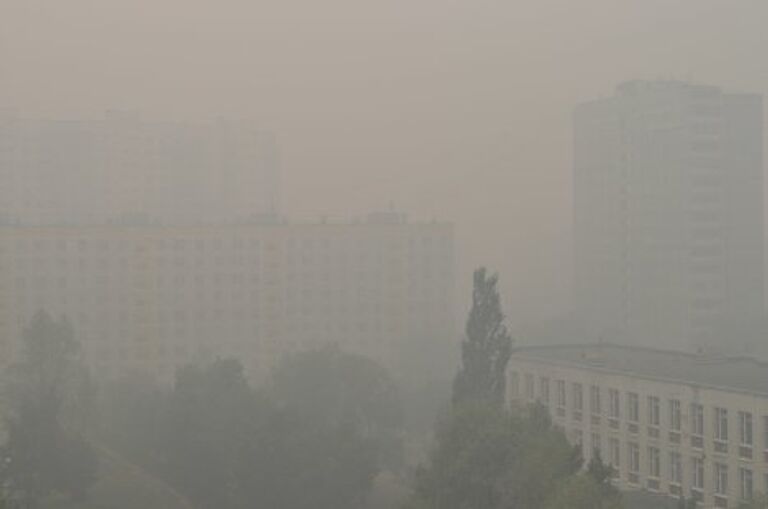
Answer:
top-left (3, 0), bottom-right (768, 322)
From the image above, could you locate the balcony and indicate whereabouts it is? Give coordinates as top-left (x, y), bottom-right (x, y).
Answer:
top-left (628, 422), bottom-right (639, 434)
top-left (714, 495), bottom-right (728, 508)
top-left (648, 427), bottom-right (660, 439)
top-left (669, 431), bottom-right (681, 444)
top-left (714, 440), bottom-right (728, 454)
top-left (739, 446), bottom-right (753, 460)
top-left (608, 418), bottom-right (620, 430)
top-left (691, 435), bottom-right (704, 449)
top-left (690, 488), bottom-right (703, 503)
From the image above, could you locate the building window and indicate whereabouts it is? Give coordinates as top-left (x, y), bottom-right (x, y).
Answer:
top-left (590, 385), bottom-right (601, 415)
top-left (509, 371), bottom-right (520, 399)
top-left (669, 399), bottom-right (681, 431)
top-left (608, 389), bottom-right (620, 419)
top-left (572, 383), bottom-right (583, 411)
top-left (692, 457), bottom-right (704, 490)
top-left (628, 392), bottom-right (639, 422)
top-left (648, 447), bottom-right (660, 478)
top-left (648, 396), bottom-right (660, 427)
top-left (692, 403), bottom-right (704, 436)
top-left (764, 416), bottom-right (768, 451)
top-left (628, 442), bottom-right (640, 473)
top-left (609, 438), bottom-right (620, 469)
top-left (715, 462), bottom-right (728, 496)
top-left (740, 467), bottom-right (754, 500)
top-left (525, 374), bottom-right (535, 400)
top-left (740, 411), bottom-right (753, 446)
top-left (591, 433), bottom-right (601, 456)
top-left (669, 452), bottom-right (682, 484)
top-left (540, 377), bottom-right (550, 405)
top-left (715, 407), bottom-right (729, 442)
top-left (556, 380), bottom-right (566, 408)
top-left (572, 428), bottom-right (583, 447)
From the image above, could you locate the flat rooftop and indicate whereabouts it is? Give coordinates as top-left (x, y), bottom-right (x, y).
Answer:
top-left (512, 344), bottom-right (768, 397)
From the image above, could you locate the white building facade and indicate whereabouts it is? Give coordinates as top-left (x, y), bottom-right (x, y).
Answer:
top-left (509, 344), bottom-right (768, 508)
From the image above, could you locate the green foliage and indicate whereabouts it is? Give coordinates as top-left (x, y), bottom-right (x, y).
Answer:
top-left (269, 346), bottom-right (404, 468)
top-left (407, 402), bottom-right (587, 509)
top-left (94, 376), bottom-right (167, 470)
top-left (238, 347), bottom-right (402, 509)
top-left (406, 266), bottom-right (623, 509)
top-left (0, 310), bottom-right (98, 505)
top-left (453, 268), bottom-right (513, 407)
top-left (544, 474), bottom-right (623, 509)
top-left (237, 408), bottom-right (379, 509)
top-left (410, 402), bottom-right (518, 509)
top-left (159, 359), bottom-right (255, 509)
top-left (98, 349), bottom-right (403, 509)
top-left (586, 450), bottom-right (619, 497)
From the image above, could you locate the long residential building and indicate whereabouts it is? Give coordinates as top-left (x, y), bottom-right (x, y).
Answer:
top-left (509, 344), bottom-right (768, 508)
top-left (0, 214), bottom-right (454, 381)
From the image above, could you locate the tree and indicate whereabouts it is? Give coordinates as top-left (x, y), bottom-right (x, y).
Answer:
top-left (407, 402), bottom-right (583, 509)
top-left (160, 358), bottom-right (255, 509)
top-left (498, 405), bottom-right (583, 509)
top-left (94, 374), bottom-right (168, 470)
top-left (405, 267), bottom-right (621, 509)
top-left (238, 347), bottom-right (403, 509)
top-left (268, 346), bottom-right (403, 468)
top-left (238, 409), bottom-right (380, 509)
top-left (0, 310), bottom-right (97, 506)
top-left (541, 450), bottom-right (622, 509)
top-left (151, 349), bottom-right (402, 509)
top-left (586, 450), bottom-right (618, 496)
top-left (544, 474), bottom-right (623, 509)
top-left (452, 268), bottom-right (513, 407)
top-left (409, 402), bottom-right (519, 509)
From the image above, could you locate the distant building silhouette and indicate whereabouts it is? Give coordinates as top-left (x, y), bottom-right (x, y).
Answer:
top-left (0, 111), bottom-right (280, 225)
top-left (573, 81), bottom-right (763, 352)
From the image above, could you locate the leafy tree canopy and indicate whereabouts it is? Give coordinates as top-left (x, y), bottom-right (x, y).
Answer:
top-left (0, 310), bottom-right (97, 505)
top-left (407, 402), bottom-right (584, 509)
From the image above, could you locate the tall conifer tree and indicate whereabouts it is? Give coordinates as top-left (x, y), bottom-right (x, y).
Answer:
top-left (452, 268), bottom-right (513, 407)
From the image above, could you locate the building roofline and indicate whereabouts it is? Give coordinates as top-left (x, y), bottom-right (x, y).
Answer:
top-left (511, 343), bottom-right (768, 399)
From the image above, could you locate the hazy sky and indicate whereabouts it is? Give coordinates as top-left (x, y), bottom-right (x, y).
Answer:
top-left (2, 0), bottom-right (767, 322)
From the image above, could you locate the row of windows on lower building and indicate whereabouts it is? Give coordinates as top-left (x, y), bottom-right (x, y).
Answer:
top-left (582, 432), bottom-right (759, 504)
top-left (511, 372), bottom-right (767, 453)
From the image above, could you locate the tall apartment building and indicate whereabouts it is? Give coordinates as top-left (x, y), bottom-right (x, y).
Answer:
top-left (573, 81), bottom-right (764, 352)
top-left (0, 215), bottom-right (454, 381)
top-left (509, 344), bottom-right (768, 509)
top-left (0, 110), bottom-right (280, 225)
